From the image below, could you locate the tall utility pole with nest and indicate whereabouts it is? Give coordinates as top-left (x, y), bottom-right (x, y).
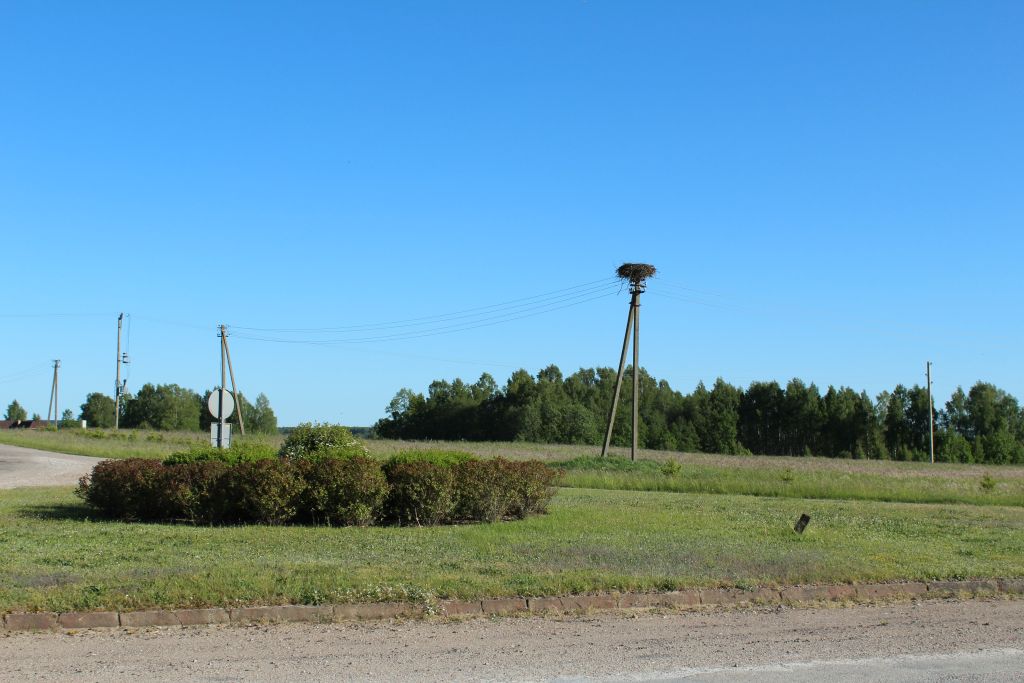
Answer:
top-left (601, 263), bottom-right (656, 461)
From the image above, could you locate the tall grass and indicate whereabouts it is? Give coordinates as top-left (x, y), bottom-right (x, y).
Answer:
top-left (554, 457), bottom-right (1024, 508)
top-left (0, 428), bottom-right (281, 459)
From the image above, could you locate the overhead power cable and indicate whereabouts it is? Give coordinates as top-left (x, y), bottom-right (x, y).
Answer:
top-left (229, 277), bottom-right (620, 334)
top-left (0, 362), bottom-right (53, 384)
top-left (231, 289), bottom-right (617, 345)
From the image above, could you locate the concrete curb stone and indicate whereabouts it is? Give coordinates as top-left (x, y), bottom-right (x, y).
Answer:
top-left (928, 580), bottom-right (999, 596)
top-left (856, 582), bottom-right (928, 600)
top-left (700, 588), bottom-right (782, 606)
top-left (174, 608), bottom-right (230, 626)
top-left (481, 598), bottom-right (528, 615)
top-left (2, 580), bottom-right (1019, 633)
top-left (334, 602), bottom-right (422, 620)
top-left (527, 597), bottom-right (565, 612)
top-left (780, 585), bottom-right (856, 603)
top-left (58, 611), bottom-right (119, 629)
top-left (122, 610), bottom-right (182, 628)
top-left (4, 613), bottom-right (59, 631)
top-left (439, 600), bottom-right (483, 616)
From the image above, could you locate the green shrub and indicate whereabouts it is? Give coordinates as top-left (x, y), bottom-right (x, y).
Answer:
top-left (163, 442), bottom-right (278, 466)
top-left (280, 423), bottom-right (368, 460)
top-left (661, 460), bottom-right (682, 477)
top-left (161, 461), bottom-right (231, 524)
top-left (383, 460), bottom-right (457, 526)
top-left (454, 459), bottom-right (516, 522)
top-left (78, 450), bottom-right (556, 527)
top-left (224, 460), bottom-right (303, 525)
top-left (500, 459), bottom-right (560, 518)
top-left (76, 458), bottom-right (166, 521)
top-left (298, 456), bottom-right (389, 526)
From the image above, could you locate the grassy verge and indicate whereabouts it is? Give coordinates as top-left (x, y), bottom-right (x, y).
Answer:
top-left (0, 429), bottom-right (279, 460)
top-left (553, 457), bottom-right (1024, 508)
top-left (4, 431), bottom-right (1023, 507)
top-left (1, 486), bottom-right (1022, 613)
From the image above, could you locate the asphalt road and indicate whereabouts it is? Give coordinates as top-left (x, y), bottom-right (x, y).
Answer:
top-left (1, 599), bottom-right (1022, 681)
top-left (0, 442), bottom-right (98, 489)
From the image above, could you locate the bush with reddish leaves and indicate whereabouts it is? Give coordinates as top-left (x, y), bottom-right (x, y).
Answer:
top-left (76, 453), bottom-right (559, 527)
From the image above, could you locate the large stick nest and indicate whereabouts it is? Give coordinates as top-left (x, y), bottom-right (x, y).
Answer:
top-left (616, 263), bottom-right (657, 283)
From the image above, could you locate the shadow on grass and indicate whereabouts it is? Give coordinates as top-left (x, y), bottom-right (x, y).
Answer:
top-left (17, 503), bottom-right (94, 521)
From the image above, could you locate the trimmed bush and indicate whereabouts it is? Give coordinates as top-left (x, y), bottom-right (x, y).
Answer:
top-left (161, 461), bottom-right (231, 524)
top-left (454, 459), bottom-right (516, 522)
top-left (502, 459), bottom-right (561, 518)
top-left (76, 458), bottom-right (166, 521)
top-left (224, 459), bottom-right (303, 525)
top-left (163, 442), bottom-right (278, 466)
top-left (280, 423), bottom-right (367, 460)
top-left (383, 460), bottom-right (457, 526)
top-left (298, 455), bottom-right (389, 526)
top-left (77, 451), bottom-right (559, 527)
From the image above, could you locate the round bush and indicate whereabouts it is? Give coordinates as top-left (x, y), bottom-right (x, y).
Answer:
top-left (298, 455), bottom-right (389, 526)
top-left (383, 460), bottom-right (457, 526)
top-left (280, 423), bottom-right (367, 460)
top-left (223, 459), bottom-right (303, 525)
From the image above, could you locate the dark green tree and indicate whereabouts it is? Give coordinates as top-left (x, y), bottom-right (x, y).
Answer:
top-left (4, 399), bottom-right (27, 422)
top-left (79, 392), bottom-right (116, 428)
top-left (123, 383), bottom-right (202, 431)
top-left (246, 393), bottom-right (279, 434)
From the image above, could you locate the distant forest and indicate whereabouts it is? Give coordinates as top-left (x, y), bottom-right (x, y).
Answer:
top-left (373, 365), bottom-right (1024, 464)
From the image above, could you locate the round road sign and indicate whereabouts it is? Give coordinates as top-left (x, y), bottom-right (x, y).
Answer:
top-left (208, 389), bottom-right (235, 419)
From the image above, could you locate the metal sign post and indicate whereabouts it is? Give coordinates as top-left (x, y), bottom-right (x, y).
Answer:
top-left (208, 388), bottom-right (235, 448)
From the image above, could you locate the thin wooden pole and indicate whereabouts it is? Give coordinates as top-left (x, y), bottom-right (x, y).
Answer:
top-left (632, 294), bottom-right (640, 461)
top-left (115, 314), bottom-right (122, 429)
top-left (223, 331), bottom-right (245, 436)
top-left (218, 325), bottom-right (227, 448)
top-left (601, 292), bottom-right (636, 457)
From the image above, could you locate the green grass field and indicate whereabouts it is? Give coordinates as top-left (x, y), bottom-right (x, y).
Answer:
top-left (1, 485), bottom-right (1022, 613)
top-left (2, 429), bottom-right (1023, 507)
top-left (2, 429), bottom-right (1023, 614)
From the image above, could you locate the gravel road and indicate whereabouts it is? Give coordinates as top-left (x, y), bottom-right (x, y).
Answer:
top-left (1, 599), bottom-right (1022, 681)
top-left (0, 442), bottom-right (98, 489)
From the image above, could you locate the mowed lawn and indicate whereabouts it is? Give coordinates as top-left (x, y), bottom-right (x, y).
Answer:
top-left (1, 485), bottom-right (1022, 614)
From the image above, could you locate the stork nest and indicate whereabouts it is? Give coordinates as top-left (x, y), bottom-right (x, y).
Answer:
top-left (616, 263), bottom-right (657, 283)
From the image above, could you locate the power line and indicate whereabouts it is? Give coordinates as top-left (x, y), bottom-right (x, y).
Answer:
top-left (228, 277), bottom-right (620, 333)
top-left (232, 289), bottom-right (617, 345)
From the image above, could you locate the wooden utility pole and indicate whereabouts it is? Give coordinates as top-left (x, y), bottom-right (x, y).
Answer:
top-left (219, 325), bottom-right (228, 447)
top-left (927, 361), bottom-right (935, 464)
top-left (47, 360), bottom-right (60, 429)
top-left (222, 327), bottom-right (245, 435)
top-left (601, 263), bottom-right (655, 461)
top-left (115, 313), bottom-right (123, 429)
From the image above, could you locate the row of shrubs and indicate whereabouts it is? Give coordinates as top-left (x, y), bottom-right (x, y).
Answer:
top-left (76, 428), bottom-right (560, 526)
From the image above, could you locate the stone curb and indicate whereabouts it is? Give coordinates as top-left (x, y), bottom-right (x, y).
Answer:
top-left (2, 579), bottom-right (1021, 633)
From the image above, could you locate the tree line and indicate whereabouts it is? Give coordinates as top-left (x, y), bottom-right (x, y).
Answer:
top-left (4, 385), bottom-right (278, 434)
top-left (373, 365), bottom-right (1024, 464)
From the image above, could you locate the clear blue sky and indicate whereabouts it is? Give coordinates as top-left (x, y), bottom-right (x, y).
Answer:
top-left (2, 1), bottom-right (1021, 427)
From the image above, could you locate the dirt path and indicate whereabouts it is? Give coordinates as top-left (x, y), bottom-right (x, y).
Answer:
top-left (0, 443), bottom-right (98, 489)
top-left (1, 599), bottom-right (1022, 681)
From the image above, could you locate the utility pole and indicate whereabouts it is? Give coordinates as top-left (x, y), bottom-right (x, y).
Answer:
top-left (219, 325), bottom-right (227, 448)
top-left (222, 328), bottom-right (245, 435)
top-left (115, 313), bottom-right (123, 429)
top-left (601, 263), bottom-right (656, 461)
top-left (47, 360), bottom-right (60, 429)
top-left (927, 361), bottom-right (935, 464)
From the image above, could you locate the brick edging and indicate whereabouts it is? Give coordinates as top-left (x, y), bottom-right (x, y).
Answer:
top-left (3, 579), bottom-right (1020, 632)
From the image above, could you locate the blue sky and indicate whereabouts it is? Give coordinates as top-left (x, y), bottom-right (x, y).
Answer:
top-left (1, 1), bottom-right (1021, 426)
